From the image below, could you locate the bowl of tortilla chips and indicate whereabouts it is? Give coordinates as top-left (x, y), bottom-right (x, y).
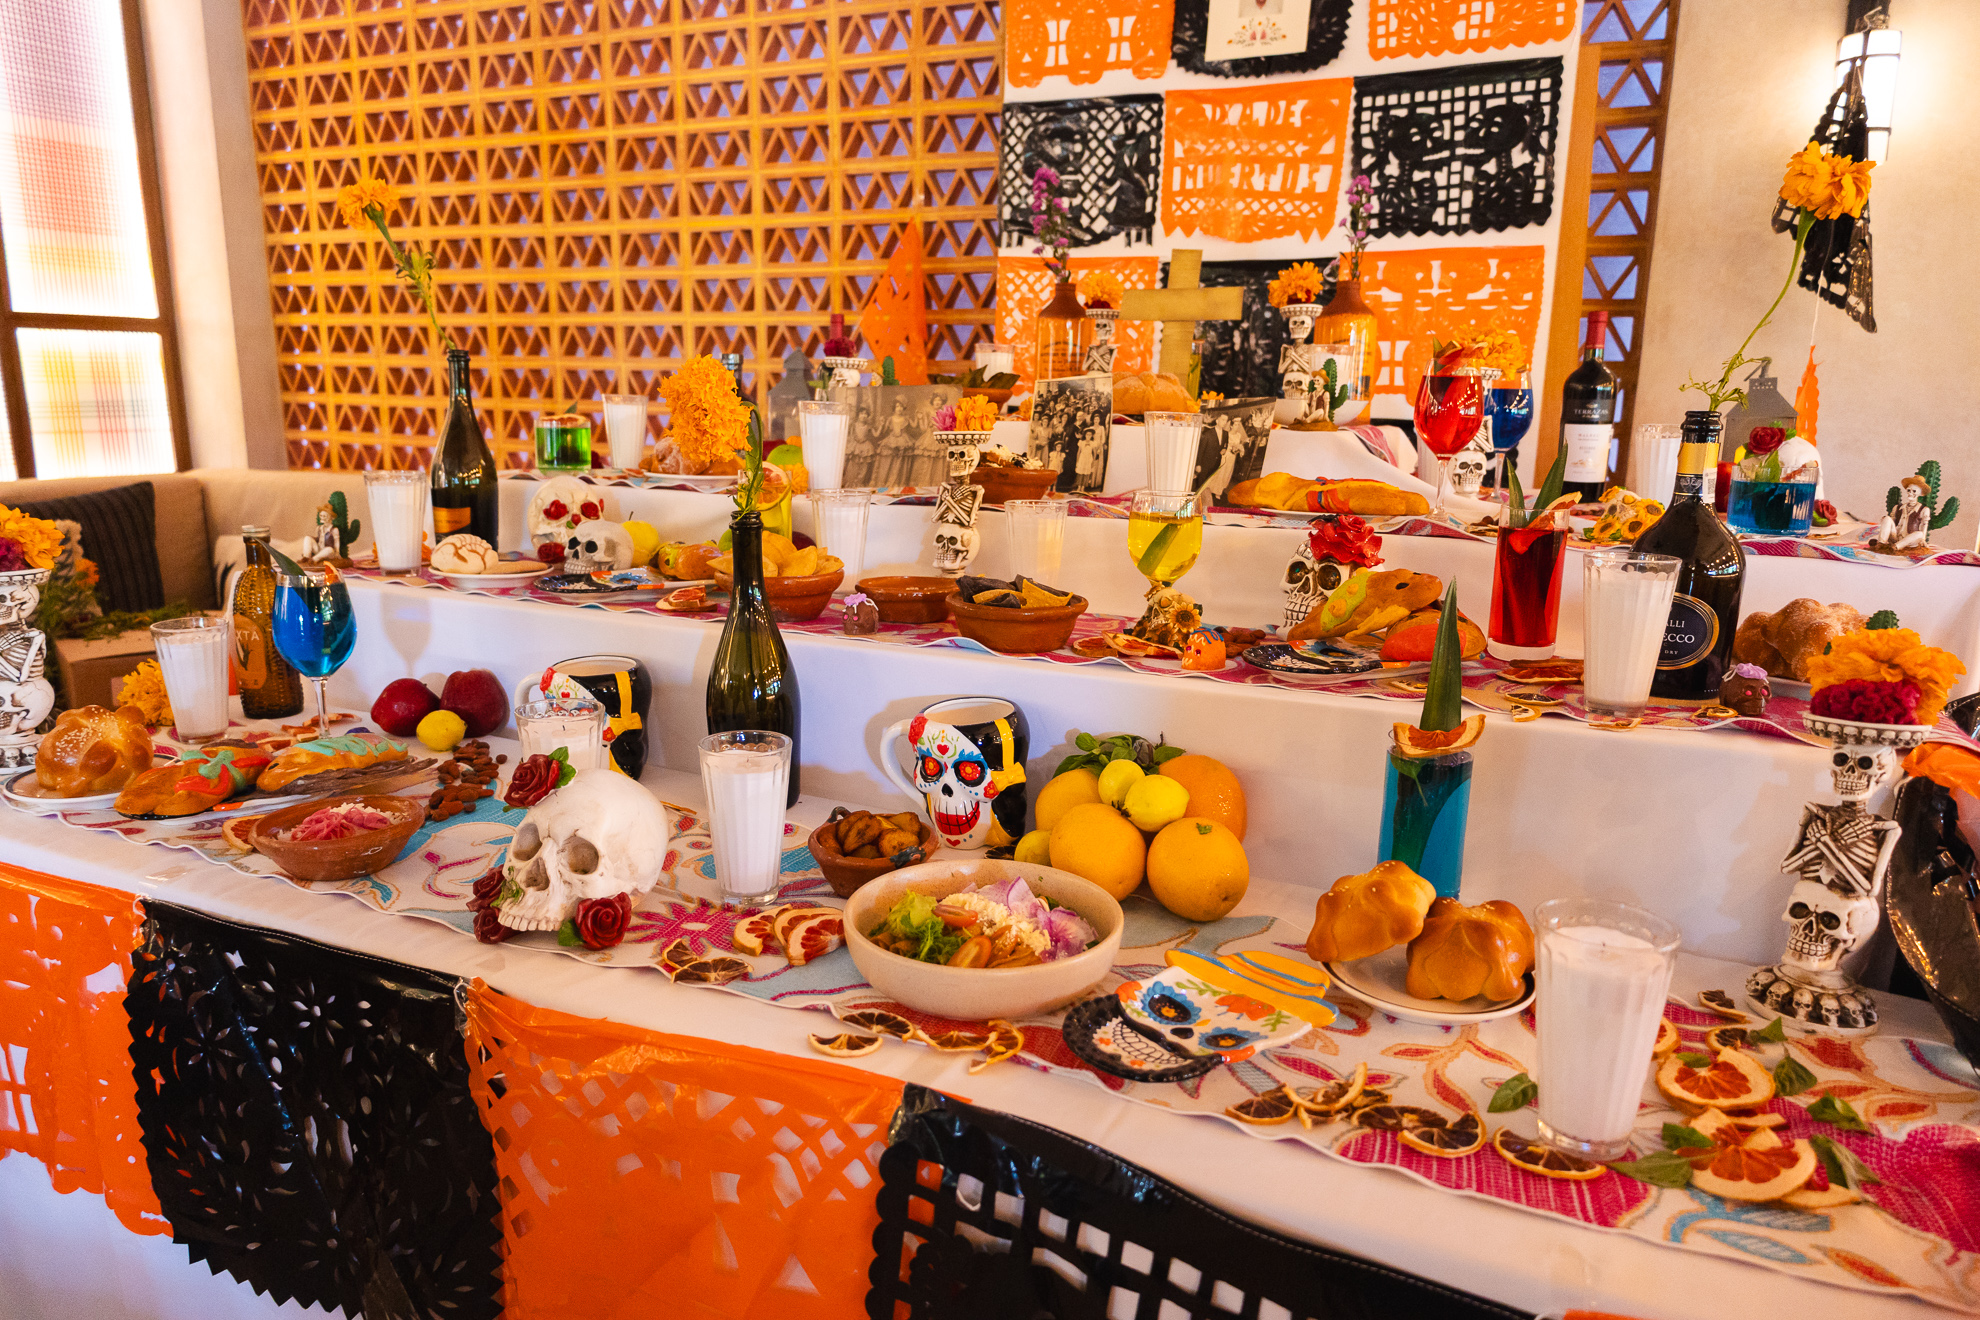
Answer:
top-left (946, 575), bottom-right (1087, 654)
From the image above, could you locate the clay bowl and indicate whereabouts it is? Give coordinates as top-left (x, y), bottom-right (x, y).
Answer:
top-left (968, 465), bottom-right (1061, 505)
top-left (712, 567), bottom-right (844, 622)
top-left (946, 592), bottom-right (1088, 655)
top-left (856, 576), bottom-right (957, 624)
top-left (807, 814), bottom-right (939, 899)
top-left (249, 794), bottom-right (427, 883)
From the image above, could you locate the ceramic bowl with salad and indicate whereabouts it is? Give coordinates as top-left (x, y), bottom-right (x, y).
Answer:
top-left (843, 858), bottom-right (1125, 1020)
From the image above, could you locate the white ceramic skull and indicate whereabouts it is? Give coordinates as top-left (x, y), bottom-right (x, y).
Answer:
top-left (565, 519), bottom-right (635, 573)
top-left (910, 719), bottom-right (998, 849)
top-left (943, 436), bottom-right (983, 479)
top-left (1279, 542), bottom-right (1347, 631)
top-left (527, 477), bottom-right (617, 550)
top-left (1780, 878), bottom-right (1879, 976)
top-left (1282, 367), bottom-right (1312, 404)
top-left (823, 356), bottom-right (868, 389)
top-left (1450, 441), bottom-right (1490, 499)
top-left (932, 522), bottom-right (980, 576)
top-left (1285, 309), bottom-right (1315, 344)
top-left (1831, 746), bottom-right (1896, 802)
top-left (498, 768), bottom-right (670, 932)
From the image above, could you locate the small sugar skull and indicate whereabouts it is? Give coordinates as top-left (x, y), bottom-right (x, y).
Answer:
top-left (1449, 440), bottom-right (1490, 499)
top-left (932, 521), bottom-right (979, 576)
top-left (565, 519), bottom-right (635, 573)
top-left (910, 718), bottom-right (1000, 849)
top-left (1281, 542), bottom-right (1346, 631)
top-left (1780, 879), bottom-right (1879, 976)
top-left (823, 356), bottom-right (868, 389)
top-left (528, 477), bottom-right (616, 551)
top-left (1119, 978), bottom-right (1267, 1061)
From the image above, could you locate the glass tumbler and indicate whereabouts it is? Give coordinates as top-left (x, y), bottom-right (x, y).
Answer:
top-left (1143, 411), bottom-right (1205, 493)
top-left (1378, 729), bottom-right (1471, 900)
top-left (807, 488), bottom-right (871, 588)
top-left (797, 399), bottom-right (853, 491)
top-left (1487, 512), bottom-right (1570, 661)
top-left (601, 394), bottom-right (647, 468)
top-left (1003, 498), bottom-right (1068, 583)
top-left (699, 730), bottom-right (794, 906)
top-left (514, 697), bottom-right (609, 772)
top-left (1581, 550), bottom-right (1682, 717)
top-left (362, 470), bottom-right (428, 573)
top-left (149, 615), bottom-right (233, 743)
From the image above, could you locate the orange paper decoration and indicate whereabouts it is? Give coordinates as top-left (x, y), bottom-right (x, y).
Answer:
top-left (1162, 79), bottom-right (1354, 244)
top-left (0, 862), bottom-right (165, 1237)
top-left (1005, 0), bottom-right (1173, 88)
top-left (461, 981), bottom-right (903, 1319)
top-left (996, 255), bottom-right (1160, 384)
top-left (1360, 246), bottom-right (1547, 396)
top-left (1796, 347), bottom-right (1821, 445)
top-left (1368, 0), bottom-right (1577, 59)
top-left (860, 224), bottom-right (931, 385)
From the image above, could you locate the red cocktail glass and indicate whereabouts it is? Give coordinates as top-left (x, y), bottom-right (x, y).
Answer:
top-left (1488, 515), bottom-right (1570, 660)
top-left (1413, 366), bottom-right (1498, 518)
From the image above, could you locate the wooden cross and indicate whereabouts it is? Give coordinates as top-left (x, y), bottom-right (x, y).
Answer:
top-left (1117, 250), bottom-right (1245, 380)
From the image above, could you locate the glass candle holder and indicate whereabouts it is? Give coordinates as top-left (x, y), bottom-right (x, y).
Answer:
top-left (515, 696), bottom-right (608, 771)
top-left (1727, 479), bottom-right (1818, 537)
top-left (698, 730), bottom-right (793, 906)
top-left (1004, 498), bottom-right (1067, 583)
top-left (1378, 729), bottom-right (1472, 899)
top-left (534, 412), bottom-right (592, 473)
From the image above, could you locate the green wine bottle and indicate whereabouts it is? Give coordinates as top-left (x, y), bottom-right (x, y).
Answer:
top-left (706, 509), bottom-right (801, 807)
top-left (431, 347), bottom-right (499, 545)
top-left (1632, 410), bottom-right (1744, 699)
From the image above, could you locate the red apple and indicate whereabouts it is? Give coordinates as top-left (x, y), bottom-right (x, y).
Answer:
top-left (370, 678), bottom-right (439, 736)
top-left (441, 668), bottom-right (509, 738)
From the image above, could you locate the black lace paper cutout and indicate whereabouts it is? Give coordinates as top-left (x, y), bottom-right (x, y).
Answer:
top-left (127, 903), bottom-right (501, 1319)
top-left (1171, 0), bottom-right (1352, 78)
top-left (1353, 57), bottom-right (1563, 237)
top-left (1000, 97), bottom-right (1164, 249)
top-left (1770, 70), bottom-right (1876, 331)
top-left (1196, 258), bottom-right (1337, 402)
top-left (867, 1084), bottom-right (1525, 1320)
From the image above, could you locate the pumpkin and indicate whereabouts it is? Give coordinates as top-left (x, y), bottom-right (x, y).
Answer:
top-left (1305, 861), bottom-right (1437, 964)
top-left (1404, 897), bottom-right (1535, 1003)
top-left (1181, 627), bottom-right (1226, 671)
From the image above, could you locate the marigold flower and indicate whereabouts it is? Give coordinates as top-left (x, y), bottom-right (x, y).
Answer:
top-left (337, 178), bottom-right (398, 230)
top-left (1267, 261), bottom-right (1327, 308)
top-left (1778, 140), bottom-right (1873, 221)
top-left (659, 356), bottom-right (751, 470)
top-left (1077, 270), bottom-right (1125, 310)
top-left (118, 659), bottom-right (175, 728)
top-left (0, 504), bottom-right (62, 570)
top-left (954, 395), bottom-right (999, 432)
top-left (1437, 325), bottom-right (1528, 376)
top-left (1806, 627), bottom-right (1965, 726)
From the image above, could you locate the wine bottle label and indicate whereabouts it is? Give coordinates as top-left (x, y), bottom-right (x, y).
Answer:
top-left (1657, 593), bottom-right (1720, 670)
top-left (1561, 424), bottom-right (1612, 483)
top-left (234, 616), bottom-right (269, 691)
top-left (433, 505), bottom-right (471, 535)
top-left (1672, 439), bottom-right (1718, 496)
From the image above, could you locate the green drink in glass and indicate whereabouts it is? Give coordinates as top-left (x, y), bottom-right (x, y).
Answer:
top-left (535, 412), bottom-right (592, 473)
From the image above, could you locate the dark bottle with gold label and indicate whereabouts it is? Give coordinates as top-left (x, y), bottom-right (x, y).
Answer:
top-left (234, 525), bottom-right (304, 718)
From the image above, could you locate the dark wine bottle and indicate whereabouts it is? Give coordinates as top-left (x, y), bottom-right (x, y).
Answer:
top-left (1558, 311), bottom-right (1618, 505)
top-left (431, 347), bottom-right (499, 545)
top-left (706, 510), bottom-right (801, 807)
top-left (234, 525), bottom-right (304, 718)
top-left (1632, 410), bottom-right (1745, 700)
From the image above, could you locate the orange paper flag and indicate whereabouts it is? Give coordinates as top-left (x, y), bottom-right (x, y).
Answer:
top-left (1795, 346), bottom-right (1820, 445)
top-left (859, 224), bottom-right (929, 384)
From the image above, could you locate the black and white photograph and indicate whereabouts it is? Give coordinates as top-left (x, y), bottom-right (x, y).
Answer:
top-left (830, 384), bottom-right (961, 489)
top-left (1026, 375), bottom-right (1114, 495)
top-left (1193, 397), bottom-right (1277, 501)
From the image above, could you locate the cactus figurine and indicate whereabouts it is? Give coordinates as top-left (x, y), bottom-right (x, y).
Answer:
top-left (328, 489), bottom-right (361, 553)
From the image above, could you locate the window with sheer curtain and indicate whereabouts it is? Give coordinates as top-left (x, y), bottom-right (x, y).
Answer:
top-left (0, 0), bottom-right (186, 481)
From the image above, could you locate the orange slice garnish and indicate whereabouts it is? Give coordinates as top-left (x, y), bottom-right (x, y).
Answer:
top-left (808, 1033), bottom-right (882, 1058)
top-left (1653, 1019), bottom-right (1680, 1058)
top-left (967, 1020), bottom-right (1025, 1074)
top-left (838, 1009), bottom-right (916, 1040)
top-left (920, 1027), bottom-right (993, 1052)
top-left (1698, 990), bottom-right (1750, 1022)
top-left (1399, 1111), bottom-right (1484, 1158)
top-left (1226, 1088), bottom-right (1299, 1125)
top-left (1392, 713), bottom-right (1487, 759)
top-left (672, 956), bottom-right (750, 985)
top-left (1686, 1130), bottom-right (1817, 1202)
top-left (1656, 1049), bottom-right (1775, 1110)
top-left (1491, 1128), bottom-right (1607, 1181)
top-left (1292, 1061), bottom-right (1367, 1124)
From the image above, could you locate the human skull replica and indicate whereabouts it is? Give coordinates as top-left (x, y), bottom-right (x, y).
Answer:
top-left (1284, 308), bottom-right (1316, 344)
top-left (932, 522), bottom-right (980, 576)
top-left (822, 356), bottom-right (869, 389)
top-left (527, 478), bottom-right (616, 552)
top-left (1780, 879), bottom-right (1879, 975)
top-left (497, 768), bottom-right (670, 933)
top-left (910, 718), bottom-right (1000, 849)
top-left (1280, 542), bottom-right (1346, 631)
top-left (565, 519), bottom-right (635, 573)
top-left (943, 436), bottom-right (983, 479)
top-left (1450, 438), bottom-right (1490, 499)
top-left (1832, 745), bottom-right (1895, 802)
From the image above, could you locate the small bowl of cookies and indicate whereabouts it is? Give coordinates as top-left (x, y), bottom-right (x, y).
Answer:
top-left (807, 806), bottom-right (937, 898)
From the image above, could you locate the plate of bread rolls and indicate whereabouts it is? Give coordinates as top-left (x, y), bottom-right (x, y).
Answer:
top-left (6, 704), bottom-right (171, 810)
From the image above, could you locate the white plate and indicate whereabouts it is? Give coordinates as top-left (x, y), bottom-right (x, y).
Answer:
top-left (1325, 943), bottom-right (1535, 1025)
top-left (438, 562), bottom-right (554, 588)
top-left (4, 768), bottom-right (138, 811)
top-left (638, 473), bottom-right (735, 492)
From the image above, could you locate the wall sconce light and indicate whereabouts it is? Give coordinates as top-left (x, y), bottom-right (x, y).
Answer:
top-left (1835, 0), bottom-right (1900, 163)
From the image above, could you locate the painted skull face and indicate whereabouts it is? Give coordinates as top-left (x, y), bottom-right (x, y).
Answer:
top-left (910, 717), bottom-right (999, 848)
top-left (1830, 746), bottom-right (1894, 802)
top-left (1121, 980), bottom-right (1267, 1060)
top-left (1280, 543), bottom-right (1343, 631)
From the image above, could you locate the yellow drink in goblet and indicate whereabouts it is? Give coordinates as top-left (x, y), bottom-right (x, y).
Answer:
top-left (1127, 490), bottom-right (1203, 587)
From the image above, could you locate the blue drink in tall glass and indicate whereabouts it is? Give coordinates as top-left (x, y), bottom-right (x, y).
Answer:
top-left (272, 571), bottom-right (357, 732)
top-left (1379, 738), bottom-right (1472, 899)
top-left (1485, 384), bottom-right (1533, 492)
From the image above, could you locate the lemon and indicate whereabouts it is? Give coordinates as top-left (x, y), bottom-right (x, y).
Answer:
top-left (1014, 829), bottom-right (1053, 865)
top-left (1096, 758), bottom-right (1145, 809)
top-left (1033, 768), bottom-right (1101, 832)
top-left (1122, 775), bottom-right (1189, 832)
top-left (622, 519), bottom-right (662, 566)
top-left (1047, 803), bottom-right (1146, 900)
top-left (1146, 818), bottom-right (1249, 921)
top-left (416, 709), bottom-right (467, 752)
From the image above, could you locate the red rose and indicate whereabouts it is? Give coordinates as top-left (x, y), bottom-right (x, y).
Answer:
top-left (1813, 498), bottom-right (1837, 526)
top-left (579, 499), bottom-right (603, 520)
top-left (1746, 426), bottom-right (1786, 455)
top-left (474, 907), bottom-right (510, 943)
top-left (575, 892), bottom-right (632, 950)
top-left (468, 864), bottom-right (504, 910)
top-left (543, 498), bottom-right (568, 521)
top-left (536, 541), bottom-right (567, 563)
top-left (505, 753), bottom-right (562, 809)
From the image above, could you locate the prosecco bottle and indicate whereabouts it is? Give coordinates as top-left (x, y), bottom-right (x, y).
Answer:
top-left (706, 509), bottom-right (801, 807)
top-left (1632, 410), bottom-right (1744, 700)
top-left (233, 525), bottom-right (303, 718)
top-left (1558, 311), bottom-right (1618, 505)
top-left (431, 347), bottom-right (499, 544)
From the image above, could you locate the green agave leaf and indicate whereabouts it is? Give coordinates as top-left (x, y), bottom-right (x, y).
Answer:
top-left (1532, 444), bottom-right (1568, 512)
top-left (1419, 582), bottom-right (1463, 733)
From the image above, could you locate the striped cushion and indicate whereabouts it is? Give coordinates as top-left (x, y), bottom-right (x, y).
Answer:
top-left (14, 481), bottom-right (163, 613)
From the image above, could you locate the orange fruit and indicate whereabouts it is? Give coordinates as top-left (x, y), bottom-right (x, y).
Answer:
top-left (920, 1027), bottom-right (993, 1051)
top-left (1392, 713), bottom-right (1487, 759)
top-left (1686, 1128), bottom-right (1817, 1203)
top-left (1156, 754), bottom-right (1247, 840)
top-left (1048, 802), bottom-right (1147, 900)
top-left (731, 911), bottom-right (777, 956)
top-left (1146, 818), bottom-right (1249, 921)
top-left (1292, 1061), bottom-right (1367, 1119)
top-left (1656, 1049), bottom-right (1775, 1110)
top-left (968, 1020), bottom-right (1025, 1074)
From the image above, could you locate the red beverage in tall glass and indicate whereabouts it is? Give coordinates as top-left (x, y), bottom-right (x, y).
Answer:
top-left (1415, 374), bottom-right (1490, 457)
top-left (1488, 523), bottom-right (1570, 660)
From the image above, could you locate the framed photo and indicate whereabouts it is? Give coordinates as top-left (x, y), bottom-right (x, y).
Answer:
top-left (828, 384), bottom-right (961, 489)
top-left (1194, 397), bottom-right (1278, 502)
top-left (1172, 0), bottom-right (1351, 78)
top-left (1026, 375), bottom-right (1114, 495)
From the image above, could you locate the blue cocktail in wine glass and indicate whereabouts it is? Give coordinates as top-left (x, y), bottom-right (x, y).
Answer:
top-left (1487, 367), bottom-right (1534, 494)
top-left (272, 567), bottom-right (357, 735)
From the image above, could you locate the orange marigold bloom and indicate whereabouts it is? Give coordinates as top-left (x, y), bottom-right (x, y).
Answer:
top-left (659, 356), bottom-right (751, 469)
top-left (337, 178), bottom-right (398, 230)
top-left (1267, 261), bottom-right (1327, 308)
top-left (953, 395), bottom-right (1000, 431)
top-left (1806, 627), bottom-right (1966, 725)
top-left (1077, 270), bottom-right (1125, 310)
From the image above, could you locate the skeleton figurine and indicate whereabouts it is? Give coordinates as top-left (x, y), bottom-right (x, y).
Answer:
top-left (1449, 436), bottom-right (1490, 500)
top-left (301, 503), bottom-right (342, 563)
top-left (1084, 309), bottom-right (1119, 375)
top-left (1278, 304), bottom-right (1323, 416)
top-left (1875, 474), bottom-right (1932, 552)
top-left (929, 432), bottom-right (986, 576)
top-left (496, 768), bottom-right (670, 933)
top-left (819, 356), bottom-right (870, 391)
top-left (0, 567), bottom-right (54, 768)
top-left (1747, 744), bottom-right (1904, 1032)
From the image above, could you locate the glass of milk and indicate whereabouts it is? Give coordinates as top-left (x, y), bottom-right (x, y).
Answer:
top-left (1143, 411), bottom-right (1205, 494)
top-left (1533, 897), bottom-right (1681, 1161)
top-left (1581, 549), bottom-right (1681, 716)
top-left (797, 400), bottom-right (853, 491)
top-left (698, 731), bottom-right (793, 906)
top-left (600, 393), bottom-right (647, 469)
top-left (149, 616), bottom-right (233, 742)
top-left (974, 342), bottom-right (1015, 378)
top-left (806, 489), bottom-right (872, 590)
top-left (514, 697), bottom-right (608, 771)
top-left (1629, 423), bottom-right (1684, 507)
top-left (362, 471), bottom-right (429, 574)
top-left (1004, 499), bottom-right (1067, 583)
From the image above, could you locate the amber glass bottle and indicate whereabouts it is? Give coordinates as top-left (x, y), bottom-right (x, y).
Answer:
top-left (234, 525), bottom-right (303, 718)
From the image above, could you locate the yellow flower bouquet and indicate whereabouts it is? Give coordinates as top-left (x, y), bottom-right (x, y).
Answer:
top-left (1806, 627), bottom-right (1965, 726)
top-left (659, 355), bottom-right (762, 515)
top-left (1268, 261), bottom-right (1327, 308)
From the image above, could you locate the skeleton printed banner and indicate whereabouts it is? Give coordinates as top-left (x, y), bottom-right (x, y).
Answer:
top-left (1173, 0), bottom-right (1352, 78)
top-left (1352, 57), bottom-right (1563, 237)
top-left (1000, 97), bottom-right (1165, 249)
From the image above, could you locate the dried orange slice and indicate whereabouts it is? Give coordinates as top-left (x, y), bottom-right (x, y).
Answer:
top-left (1491, 1128), bottom-right (1607, 1181)
top-left (658, 938), bottom-right (696, 972)
top-left (1653, 1019), bottom-right (1680, 1058)
top-left (1350, 1087), bottom-right (1391, 1111)
top-left (1781, 1160), bottom-right (1861, 1210)
top-left (920, 1027), bottom-right (993, 1051)
top-left (1657, 1048), bottom-right (1774, 1110)
top-left (1720, 1107), bottom-right (1786, 1130)
top-left (968, 1020), bottom-right (1025, 1074)
top-left (1391, 713), bottom-right (1487, 760)
top-left (808, 1032), bottom-right (882, 1058)
top-left (1226, 1088), bottom-right (1299, 1125)
top-left (1687, 1131), bottom-right (1816, 1202)
top-left (1705, 1025), bottom-right (1756, 1053)
top-left (1292, 1062), bottom-right (1367, 1120)
top-left (1499, 659), bottom-right (1582, 684)
top-left (731, 911), bottom-right (778, 956)
top-left (1698, 990), bottom-right (1750, 1022)
top-left (1069, 636), bottom-right (1116, 659)
top-left (771, 903), bottom-right (836, 950)
top-left (1400, 1111), bottom-right (1484, 1158)
top-left (673, 956), bottom-right (751, 985)
top-left (220, 815), bottom-right (267, 853)
top-left (783, 912), bottom-right (844, 967)
top-left (1353, 1104), bottom-right (1448, 1133)
top-left (838, 1009), bottom-right (915, 1040)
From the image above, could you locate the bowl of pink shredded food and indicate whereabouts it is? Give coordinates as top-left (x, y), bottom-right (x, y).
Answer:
top-left (249, 794), bottom-right (428, 882)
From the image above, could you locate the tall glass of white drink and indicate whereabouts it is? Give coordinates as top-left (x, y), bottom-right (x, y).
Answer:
top-left (150, 616), bottom-right (234, 742)
top-left (698, 730), bottom-right (792, 906)
top-left (797, 400), bottom-right (853, 491)
top-left (363, 471), bottom-right (429, 574)
top-left (1003, 499), bottom-right (1067, 582)
top-left (601, 393), bottom-right (647, 468)
top-left (1534, 897), bottom-right (1681, 1161)
top-left (1582, 550), bottom-right (1681, 717)
top-left (807, 489), bottom-right (871, 590)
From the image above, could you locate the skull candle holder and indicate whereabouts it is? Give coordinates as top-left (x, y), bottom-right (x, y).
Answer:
top-left (0, 567), bottom-right (54, 768)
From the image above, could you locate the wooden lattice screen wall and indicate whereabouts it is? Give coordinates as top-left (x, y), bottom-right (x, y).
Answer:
top-left (242, 0), bottom-right (1003, 471)
top-left (1579, 0), bottom-right (1678, 442)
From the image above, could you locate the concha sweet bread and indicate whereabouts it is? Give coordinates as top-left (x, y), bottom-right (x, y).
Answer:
top-left (255, 734), bottom-right (409, 793)
top-left (1305, 861), bottom-right (1437, 964)
top-left (36, 704), bottom-right (153, 797)
top-left (1404, 897), bottom-right (1535, 1003)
